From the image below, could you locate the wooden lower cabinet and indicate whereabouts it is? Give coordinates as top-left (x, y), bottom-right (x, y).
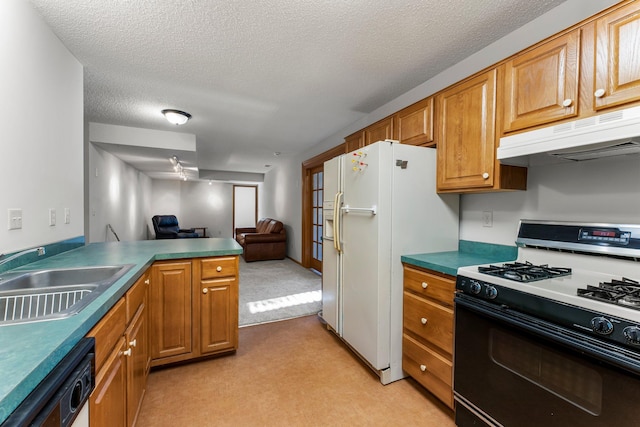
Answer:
top-left (402, 264), bottom-right (455, 409)
top-left (89, 271), bottom-right (151, 427)
top-left (151, 256), bottom-right (239, 367)
top-left (149, 260), bottom-right (193, 364)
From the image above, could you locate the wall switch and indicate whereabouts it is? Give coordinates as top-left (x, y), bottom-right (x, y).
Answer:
top-left (8, 209), bottom-right (22, 230)
top-left (482, 211), bottom-right (493, 227)
top-left (49, 208), bottom-right (56, 226)
top-left (64, 208), bottom-right (70, 224)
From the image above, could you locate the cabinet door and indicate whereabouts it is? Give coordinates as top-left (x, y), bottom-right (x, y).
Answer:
top-left (594, 3), bottom-right (640, 110)
top-left (344, 131), bottom-right (364, 153)
top-left (503, 30), bottom-right (580, 132)
top-left (436, 69), bottom-right (497, 191)
top-left (90, 338), bottom-right (127, 427)
top-left (364, 116), bottom-right (393, 146)
top-left (125, 306), bottom-right (147, 427)
top-left (395, 97), bottom-right (434, 146)
top-left (150, 261), bottom-right (192, 361)
top-left (199, 277), bottom-right (238, 354)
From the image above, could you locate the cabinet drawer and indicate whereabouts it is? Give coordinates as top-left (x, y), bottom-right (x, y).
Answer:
top-left (404, 266), bottom-right (454, 306)
top-left (126, 272), bottom-right (148, 323)
top-left (403, 292), bottom-right (453, 354)
top-left (403, 334), bottom-right (453, 408)
top-left (199, 257), bottom-right (237, 279)
top-left (88, 298), bottom-right (126, 372)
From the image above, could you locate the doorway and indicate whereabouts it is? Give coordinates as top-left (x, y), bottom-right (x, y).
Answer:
top-left (233, 185), bottom-right (257, 236)
top-left (301, 144), bottom-right (345, 272)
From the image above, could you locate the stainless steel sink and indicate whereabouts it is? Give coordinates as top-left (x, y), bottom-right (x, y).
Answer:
top-left (0, 264), bottom-right (134, 325)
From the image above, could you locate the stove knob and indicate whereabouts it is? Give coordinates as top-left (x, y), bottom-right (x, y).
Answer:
top-left (485, 286), bottom-right (498, 300)
top-left (469, 280), bottom-right (482, 295)
top-left (591, 317), bottom-right (614, 335)
top-left (623, 326), bottom-right (640, 345)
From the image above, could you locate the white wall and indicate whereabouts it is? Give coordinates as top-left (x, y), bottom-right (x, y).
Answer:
top-left (150, 180), bottom-right (246, 238)
top-left (460, 155), bottom-right (640, 245)
top-left (266, 0), bottom-right (622, 261)
top-left (0, 0), bottom-right (84, 253)
top-left (87, 144), bottom-right (153, 242)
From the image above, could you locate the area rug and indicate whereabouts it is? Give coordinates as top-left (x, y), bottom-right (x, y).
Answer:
top-left (238, 257), bottom-right (322, 327)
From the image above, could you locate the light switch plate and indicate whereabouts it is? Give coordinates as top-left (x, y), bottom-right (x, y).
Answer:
top-left (482, 211), bottom-right (493, 227)
top-left (49, 208), bottom-right (56, 226)
top-left (8, 209), bottom-right (22, 230)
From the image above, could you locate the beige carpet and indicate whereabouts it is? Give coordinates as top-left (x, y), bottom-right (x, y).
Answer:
top-left (238, 258), bottom-right (321, 327)
top-left (137, 315), bottom-right (455, 426)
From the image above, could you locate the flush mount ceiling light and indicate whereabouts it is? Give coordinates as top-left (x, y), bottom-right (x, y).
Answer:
top-left (161, 109), bottom-right (192, 125)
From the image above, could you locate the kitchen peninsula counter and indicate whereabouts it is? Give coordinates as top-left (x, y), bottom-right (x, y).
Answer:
top-left (402, 240), bottom-right (517, 276)
top-left (0, 238), bottom-right (242, 423)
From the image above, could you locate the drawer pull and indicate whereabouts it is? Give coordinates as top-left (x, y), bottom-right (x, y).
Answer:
top-left (594, 88), bottom-right (605, 98)
top-left (144, 279), bottom-right (150, 285)
top-left (129, 339), bottom-right (137, 348)
top-left (123, 348), bottom-right (132, 357)
top-left (420, 364), bottom-right (427, 372)
top-left (421, 317), bottom-right (428, 325)
top-left (562, 98), bottom-right (573, 107)
top-left (482, 172), bottom-right (489, 180)
top-left (421, 282), bottom-right (428, 289)
top-left (216, 266), bottom-right (223, 272)
top-left (203, 288), bottom-right (208, 294)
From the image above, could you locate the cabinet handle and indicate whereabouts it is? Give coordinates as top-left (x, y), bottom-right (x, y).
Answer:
top-left (482, 172), bottom-right (489, 180)
top-left (421, 317), bottom-right (428, 325)
top-left (123, 348), bottom-right (132, 357)
top-left (144, 279), bottom-right (150, 285)
top-left (594, 88), bottom-right (605, 98)
top-left (216, 266), bottom-right (222, 272)
top-left (420, 364), bottom-right (427, 372)
top-left (129, 339), bottom-right (137, 348)
top-left (421, 282), bottom-right (428, 289)
top-left (202, 288), bottom-right (208, 294)
top-left (562, 98), bottom-right (573, 107)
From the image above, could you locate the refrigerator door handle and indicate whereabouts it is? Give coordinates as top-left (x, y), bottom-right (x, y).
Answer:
top-left (341, 205), bottom-right (377, 215)
top-left (334, 192), bottom-right (343, 253)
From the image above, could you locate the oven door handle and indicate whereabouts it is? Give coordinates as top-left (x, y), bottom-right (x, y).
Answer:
top-left (456, 295), bottom-right (640, 376)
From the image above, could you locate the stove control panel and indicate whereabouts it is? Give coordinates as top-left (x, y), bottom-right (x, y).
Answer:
top-left (457, 277), bottom-right (499, 301)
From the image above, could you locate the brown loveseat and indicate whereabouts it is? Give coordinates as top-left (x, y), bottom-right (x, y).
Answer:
top-left (235, 218), bottom-right (287, 262)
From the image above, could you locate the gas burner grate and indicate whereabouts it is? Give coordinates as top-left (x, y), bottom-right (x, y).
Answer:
top-left (577, 277), bottom-right (640, 309)
top-left (478, 261), bottom-right (572, 283)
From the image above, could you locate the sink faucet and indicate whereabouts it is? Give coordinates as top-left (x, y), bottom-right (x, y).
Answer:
top-left (0, 246), bottom-right (46, 267)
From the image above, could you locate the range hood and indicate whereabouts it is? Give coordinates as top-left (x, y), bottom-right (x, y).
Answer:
top-left (497, 105), bottom-right (640, 166)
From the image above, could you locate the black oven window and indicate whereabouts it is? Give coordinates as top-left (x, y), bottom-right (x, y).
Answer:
top-left (489, 328), bottom-right (603, 415)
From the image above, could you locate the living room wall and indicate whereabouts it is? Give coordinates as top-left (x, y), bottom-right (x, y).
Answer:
top-left (150, 179), bottom-right (259, 239)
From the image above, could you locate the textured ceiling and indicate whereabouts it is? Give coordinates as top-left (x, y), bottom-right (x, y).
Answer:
top-left (28, 0), bottom-right (567, 180)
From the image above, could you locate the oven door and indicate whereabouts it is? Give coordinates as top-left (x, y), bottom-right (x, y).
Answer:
top-left (454, 294), bottom-right (640, 427)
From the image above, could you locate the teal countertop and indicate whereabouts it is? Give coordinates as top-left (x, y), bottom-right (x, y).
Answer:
top-left (0, 238), bottom-right (242, 423)
top-left (401, 240), bottom-right (518, 276)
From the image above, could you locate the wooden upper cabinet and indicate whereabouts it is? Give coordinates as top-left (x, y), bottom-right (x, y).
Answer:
top-left (344, 131), bottom-right (364, 153)
top-left (394, 98), bottom-right (434, 146)
top-left (503, 30), bottom-right (580, 133)
top-left (437, 69), bottom-right (498, 191)
top-left (594, 2), bottom-right (640, 110)
top-left (364, 116), bottom-right (393, 146)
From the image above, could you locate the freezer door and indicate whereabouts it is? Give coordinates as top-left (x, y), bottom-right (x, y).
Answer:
top-left (321, 156), bottom-right (343, 334)
top-left (341, 142), bottom-right (392, 370)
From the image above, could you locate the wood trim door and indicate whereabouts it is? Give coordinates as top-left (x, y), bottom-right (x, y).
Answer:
top-left (301, 143), bottom-right (345, 270)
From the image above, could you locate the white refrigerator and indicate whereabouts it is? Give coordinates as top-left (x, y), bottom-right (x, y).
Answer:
top-left (322, 140), bottom-right (459, 384)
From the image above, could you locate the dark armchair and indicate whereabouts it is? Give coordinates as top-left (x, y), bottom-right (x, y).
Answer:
top-left (152, 215), bottom-right (199, 239)
top-left (235, 218), bottom-right (287, 261)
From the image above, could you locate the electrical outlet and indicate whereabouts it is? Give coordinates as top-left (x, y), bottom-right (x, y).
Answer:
top-left (8, 209), bottom-right (22, 230)
top-left (49, 208), bottom-right (56, 226)
top-left (64, 208), bottom-right (70, 224)
top-left (482, 211), bottom-right (493, 227)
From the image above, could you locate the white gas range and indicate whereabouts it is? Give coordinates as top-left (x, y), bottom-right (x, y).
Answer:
top-left (453, 220), bottom-right (640, 427)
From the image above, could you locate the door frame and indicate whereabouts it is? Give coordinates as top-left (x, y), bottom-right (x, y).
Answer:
top-left (301, 143), bottom-right (345, 270)
top-left (232, 185), bottom-right (258, 237)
